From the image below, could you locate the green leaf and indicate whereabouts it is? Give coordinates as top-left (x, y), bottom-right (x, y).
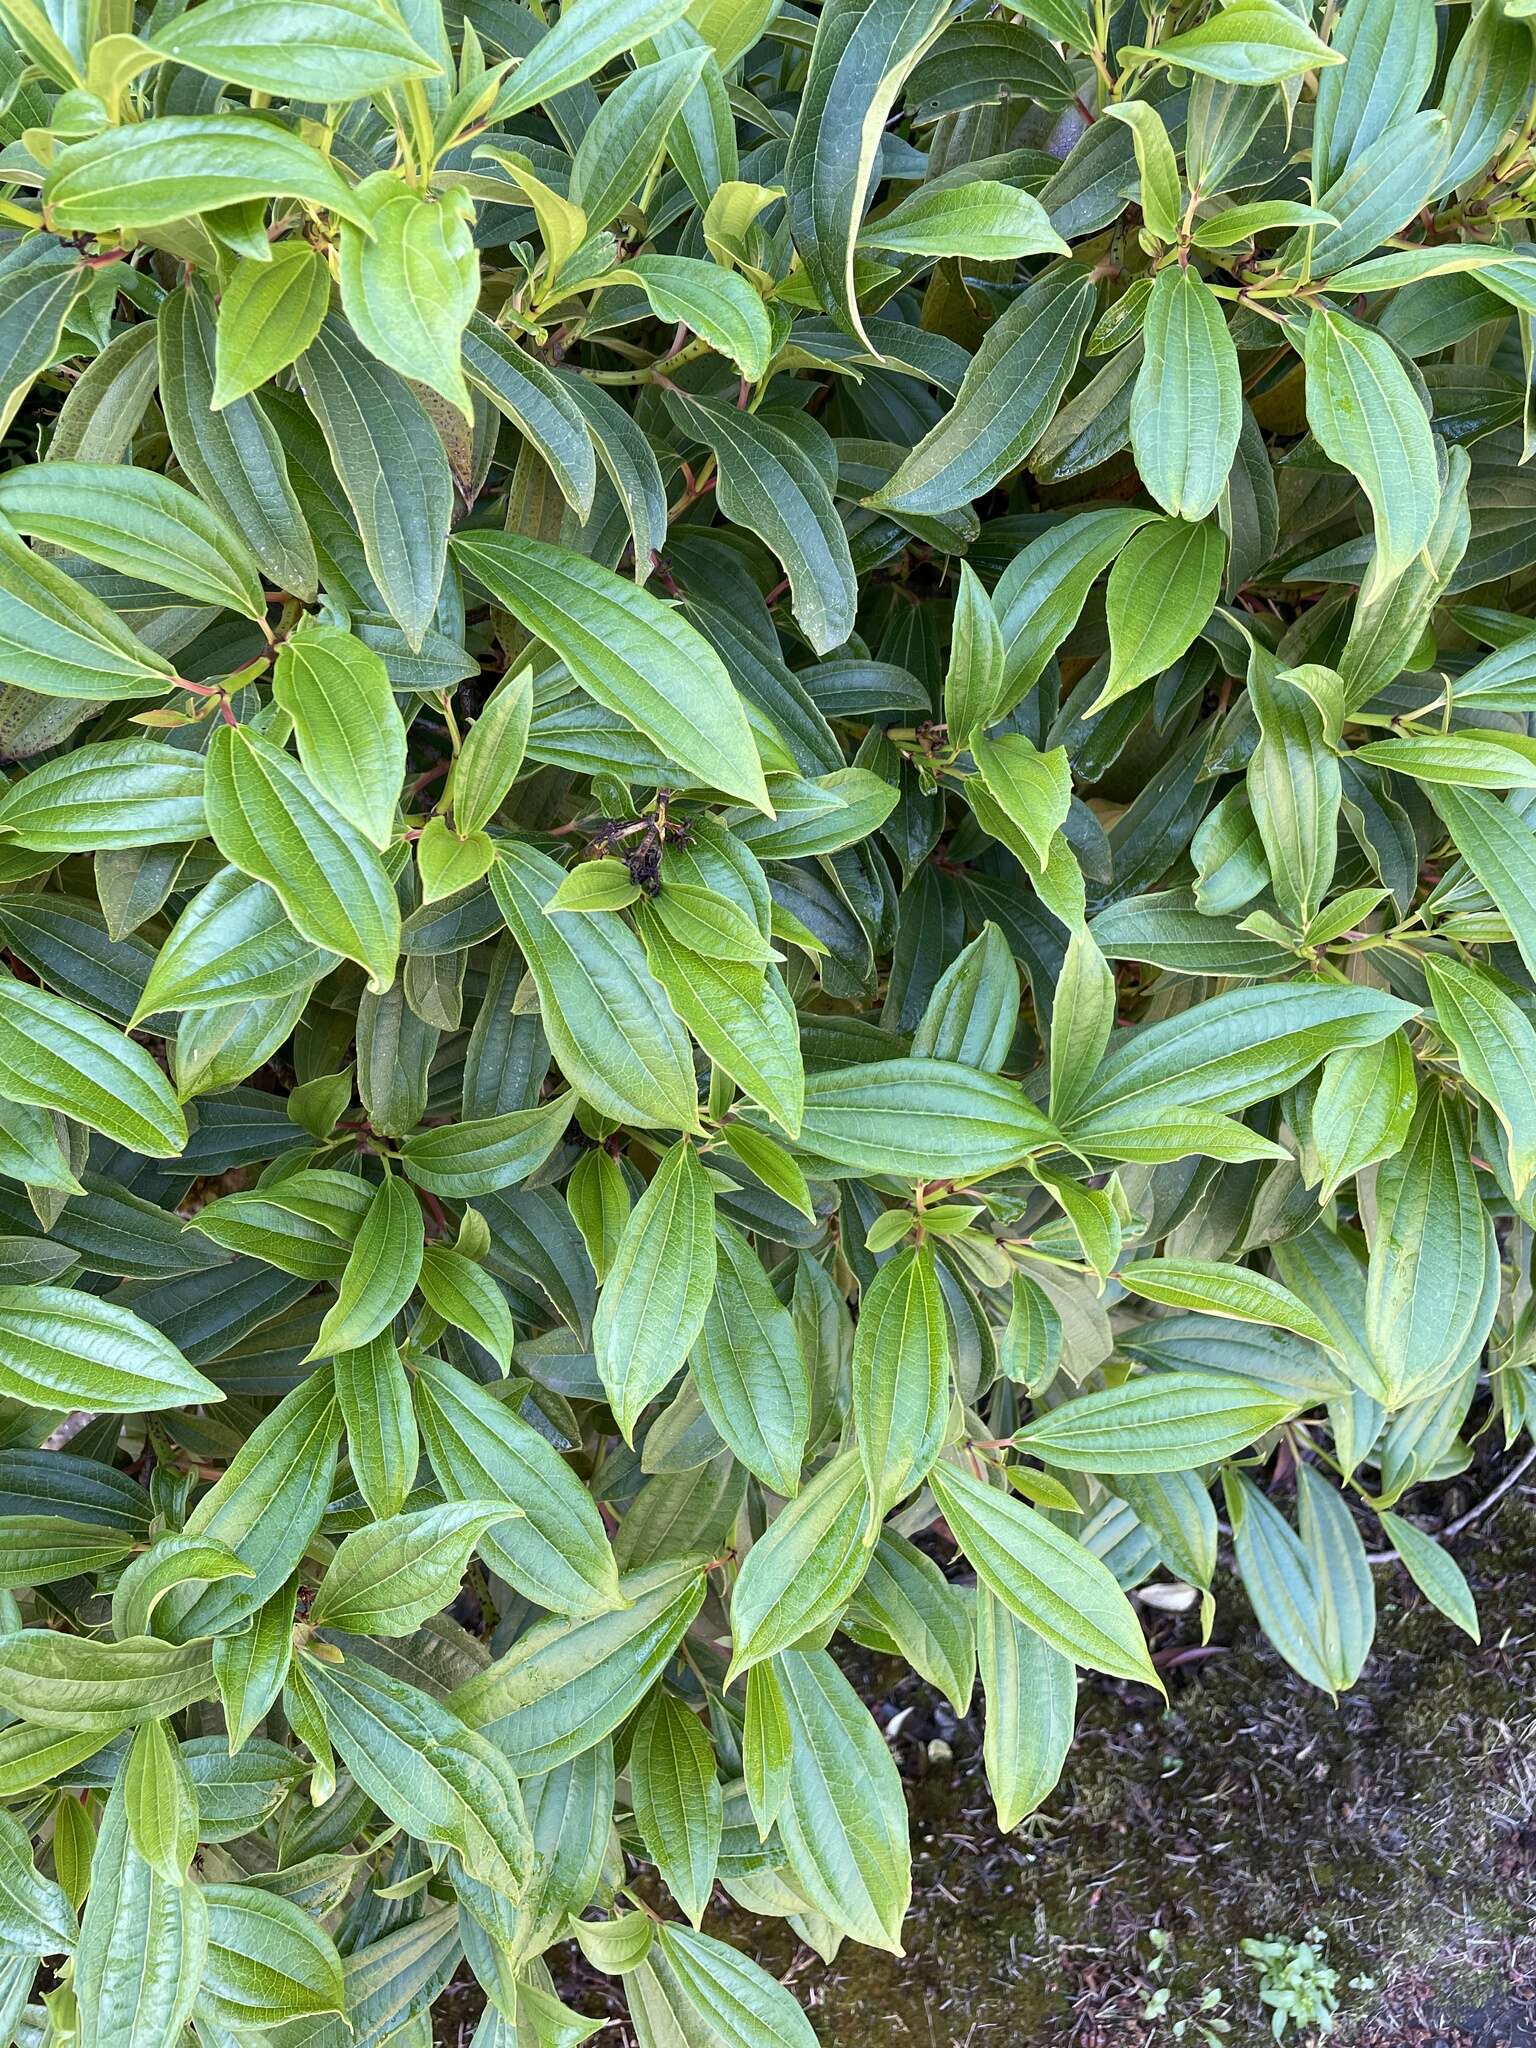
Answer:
top-left (691, 1217), bottom-right (810, 1494)
top-left (941, 562), bottom-right (1004, 751)
top-left (0, 1514), bottom-right (135, 1588)
top-left (452, 1556), bottom-right (708, 1772)
top-left (163, 1368), bottom-right (340, 1642)
top-left (149, 0), bottom-right (439, 96)
top-left (158, 281), bottom-right (318, 600)
top-left (784, 0), bottom-right (951, 346)
top-left (772, 1649), bottom-right (910, 1953)
top-left (594, 1138), bottom-right (717, 1440)
top-left (310, 1174), bottom-right (423, 1360)
top-left (0, 245), bottom-right (93, 439)
top-left (0, 514), bottom-right (176, 700)
top-left (629, 1689), bottom-right (722, 1927)
top-left (333, 1332), bottom-right (417, 1520)
top-left (1121, 0), bottom-right (1340, 84)
top-left (0, 1285), bottom-right (218, 1412)
top-left (464, 316), bottom-right (597, 519)
top-left (134, 867), bottom-right (334, 1019)
top-left (0, 976), bottom-right (186, 1153)
top-left (928, 1460), bottom-right (1162, 1689)
top-left (123, 1717), bottom-right (198, 1887)
top-left (727, 1448), bottom-right (870, 1680)
top-left (0, 1806), bottom-right (76, 1955)
top-left (302, 1652), bottom-right (532, 1899)
top-left (1097, 515), bottom-right (1226, 713)
top-left (1310, 1030), bottom-right (1417, 1201)
top-left (1423, 954), bottom-right (1536, 1199)
top-left (633, 1923), bottom-right (819, 2048)
top-left (45, 115), bottom-right (376, 234)
top-left (667, 391), bottom-right (854, 655)
top-left (297, 315), bottom-right (451, 650)
top-left (1118, 1258), bottom-right (1339, 1352)
top-left (339, 176), bottom-right (478, 420)
top-left (1014, 1367), bottom-right (1296, 1473)
top-left (869, 264), bottom-right (1097, 515)
top-left (970, 733), bottom-right (1072, 871)
top-left (763, 1056), bottom-right (1058, 1181)
top-left (1297, 1462), bottom-right (1375, 1691)
top-left (494, 0), bottom-right (692, 118)
top-left (1363, 1085), bottom-right (1494, 1408)
top-left (1377, 1510), bottom-right (1479, 1641)
top-left (1103, 100), bottom-right (1181, 244)
top-left (399, 1093), bottom-right (572, 1198)
top-left (74, 1779), bottom-right (207, 2048)
top-left (205, 723), bottom-right (400, 993)
top-left (992, 507), bottom-right (1157, 714)
top-left (852, 1244), bottom-right (948, 1527)
top-left (454, 532), bottom-right (770, 810)
top-left (1358, 728), bottom-right (1536, 788)
top-left (0, 1631), bottom-right (215, 1730)
top-left (0, 739), bottom-right (204, 853)
top-left (0, 461), bottom-right (265, 617)
top-left (638, 915), bottom-right (804, 1137)
top-left (491, 841), bottom-right (700, 1131)
top-left (1060, 982), bottom-right (1416, 1152)
top-left (1222, 1470), bottom-right (1334, 1692)
top-left (111, 1535), bottom-right (252, 1642)
top-left (1428, 783), bottom-right (1536, 982)
top-left (271, 618), bottom-right (406, 850)
top-left (976, 1587), bottom-right (1075, 1830)
top-left (861, 179), bottom-right (1068, 262)
top-left (312, 1500), bottom-right (507, 1634)
top-left (842, 1528), bottom-right (975, 1716)
top-left (1247, 656), bottom-right (1341, 930)
top-left (571, 48), bottom-right (710, 232)
top-left (1303, 303), bottom-right (1438, 600)
top-left (413, 1349), bottom-right (622, 1617)
top-left (200, 1882), bottom-right (347, 2026)
top-left (1131, 267), bottom-right (1240, 522)
top-left (212, 241), bottom-right (332, 407)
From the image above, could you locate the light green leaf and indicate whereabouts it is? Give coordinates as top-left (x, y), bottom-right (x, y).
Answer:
top-left (0, 461), bottom-right (265, 617)
top-left (200, 1882), bottom-right (347, 2026)
top-left (861, 178), bottom-right (1068, 261)
top-left (309, 1174), bottom-right (423, 1360)
top-left (212, 241), bottom-right (332, 407)
top-left (594, 1138), bottom-right (717, 1441)
top-left (1303, 302), bottom-right (1438, 600)
top-left (928, 1460), bottom-right (1162, 1689)
top-left (339, 175), bottom-right (478, 420)
top-left (271, 618), bottom-right (407, 850)
top-left (629, 1689), bottom-right (722, 1927)
top-left (491, 841), bottom-right (700, 1132)
top-left (205, 723), bottom-right (400, 992)
top-left (455, 531), bottom-right (770, 810)
top-left (1014, 1367), bottom-right (1296, 1473)
top-left (1131, 266), bottom-right (1240, 522)
top-left (852, 1244), bottom-right (948, 1528)
top-left (45, 114), bottom-right (375, 234)
top-left (783, 0), bottom-right (951, 346)
top-left (149, 0), bottom-right (439, 95)
top-left (312, 1500), bottom-right (507, 1635)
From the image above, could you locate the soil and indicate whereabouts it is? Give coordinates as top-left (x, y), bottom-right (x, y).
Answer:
top-left (433, 1478), bottom-right (1536, 2048)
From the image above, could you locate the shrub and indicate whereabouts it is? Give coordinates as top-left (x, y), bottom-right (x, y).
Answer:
top-left (0, 0), bottom-right (1529, 2038)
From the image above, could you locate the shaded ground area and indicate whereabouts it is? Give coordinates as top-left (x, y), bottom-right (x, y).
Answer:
top-left (439, 1481), bottom-right (1536, 2047)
